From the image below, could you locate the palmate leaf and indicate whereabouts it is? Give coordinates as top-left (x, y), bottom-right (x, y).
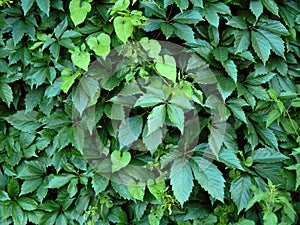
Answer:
top-left (5, 110), bottom-right (42, 132)
top-left (172, 10), bottom-right (203, 24)
top-left (259, 29), bottom-right (285, 58)
top-left (230, 175), bottom-right (252, 214)
top-left (167, 104), bottom-right (184, 133)
top-left (175, 0), bottom-right (189, 11)
top-left (191, 157), bottom-right (225, 202)
top-left (170, 158), bottom-right (194, 206)
top-left (21, 0), bottom-right (34, 15)
top-left (118, 116), bottom-right (143, 147)
top-left (146, 105), bottom-right (166, 136)
top-left (234, 30), bottom-right (250, 53)
top-left (256, 126), bottom-right (278, 150)
top-left (251, 30), bottom-right (271, 65)
top-left (252, 148), bottom-right (288, 163)
top-left (172, 23), bottom-right (195, 42)
top-left (261, 0), bottom-right (279, 16)
top-left (250, 1), bottom-right (263, 20)
top-left (223, 60), bottom-right (238, 83)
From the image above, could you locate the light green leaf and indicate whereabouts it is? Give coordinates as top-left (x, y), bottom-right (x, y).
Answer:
top-left (223, 60), bottom-right (238, 83)
top-left (21, 0), bottom-right (34, 15)
top-left (36, 0), bottom-right (50, 16)
top-left (253, 148), bottom-right (288, 163)
top-left (263, 212), bottom-right (278, 225)
top-left (286, 164), bottom-right (300, 190)
top-left (203, 7), bottom-right (219, 27)
top-left (250, 1), bottom-right (263, 20)
top-left (92, 173), bottom-right (109, 195)
top-left (234, 30), bottom-right (250, 53)
top-left (128, 180), bottom-right (146, 201)
top-left (114, 16), bottom-right (133, 43)
top-left (191, 157), bottom-right (225, 202)
top-left (251, 30), bottom-right (271, 64)
top-left (134, 95), bottom-right (164, 108)
top-left (20, 179), bottom-right (43, 195)
top-left (230, 175), bottom-right (252, 214)
top-left (69, 0), bottom-right (91, 26)
top-left (70, 46), bottom-right (90, 71)
top-left (60, 68), bottom-right (81, 93)
top-left (172, 10), bottom-right (203, 24)
top-left (87, 33), bottom-right (111, 58)
top-left (0, 81), bottom-right (13, 106)
top-left (18, 197), bottom-right (38, 211)
top-left (146, 105), bottom-right (166, 136)
top-left (167, 104), bottom-right (184, 133)
top-left (111, 150), bottom-right (131, 172)
top-left (170, 158), bottom-right (194, 206)
top-left (266, 108), bottom-right (281, 127)
top-left (155, 55), bottom-right (177, 83)
top-left (109, 0), bottom-right (130, 15)
top-left (261, 0), bottom-right (279, 16)
top-left (5, 110), bottom-right (42, 132)
top-left (147, 178), bottom-right (166, 200)
top-left (118, 116), bottom-right (143, 147)
top-left (47, 174), bottom-right (76, 188)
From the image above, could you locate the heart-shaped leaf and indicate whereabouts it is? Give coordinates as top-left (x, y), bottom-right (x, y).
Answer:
top-left (111, 150), bottom-right (131, 172)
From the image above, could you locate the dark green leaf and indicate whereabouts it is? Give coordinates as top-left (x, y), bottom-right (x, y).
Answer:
top-left (230, 175), bottom-right (252, 214)
top-left (172, 10), bottom-right (203, 24)
top-left (36, 0), bottom-right (50, 16)
top-left (251, 30), bottom-right (271, 64)
top-left (252, 148), bottom-right (289, 163)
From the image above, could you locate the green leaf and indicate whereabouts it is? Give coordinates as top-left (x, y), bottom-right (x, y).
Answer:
top-left (256, 126), bottom-right (278, 150)
top-left (266, 108), bottom-right (281, 127)
top-left (12, 202), bottom-right (24, 225)
top-left (118, 116), bottom-right (143, 147)
top-left (190, 0), bottom-right (203, 7)
top-left (0, 190), bottom-right (10, 201)
top-left (251, 30), bottom-right (271, 64)
top-left (20, 179), bottom-right (43, 195)
top-left (114, 16), bottom-right (133, 43)
top-left (203, 7), bottom-right (219, 27)
top-left (167, 104), bottom-right (184, 133)
top-left (227, 100), bottom-right (247, 124)
top-left (8, 178), bottom-right (20, 197)
top-left (219, 148), bottom-right (244, 171)
top-left (134, 95), bottom-right (164, 108)
top-left (5, 110), bottom-right (42, 132)
top-left (213, 47), bottom-right (228, 63)
top-left (21, 0), bottom-right (34, 15)
top-left (286, 164), bottom-right (300, 190)
top-left (263, 212), bottom-right (278, 225)
top-left (0, 81), bottom-right (13, 106)
top-left (70, 46), bottom-right (90, 71)
top-left (155, 55), bottom-right (177, 83)
top-left (69, 0), bottom-right (91, 26)
top-left (47, 174), bottom-right (76, 188)
top-left (87, 33), bottom-right (111, 58)
top-left (250, 1), bottom-right (263, 20)
top-left (170, 158), bottom-right (194, 206)
top-left (259, 29), bottom-right (285, 58)
top-left (147, 178), bottom-right (166, 200)
top-left (36, 0), bottom-right (50, 16)
top-left (230, 175), bottom-right (252, 214)
top-left (217, 74), bottom-right (236, 100)
top-left (191, 157), bottom-right (225, 202)
top-left (92, 173), bottom-right (109, 195)
top-left (252, 148), bottom-right (288, 163)
top-left (127, 180), bottom-right (146, 201)
top-left (226, 16), bottom-right (247, 29)
top-left (12, 20), bottom-right (27, 45)
top-left (173, 23), bottom-right (195, 42)
top-left (146, 105), bottom-right (166, 136)
top-left (143, 127), bottom-right (163, 152)
top-left (257, 20), bottom-right (289, 36)
top-left (172, 10), bottom-right (203, 24)
top-left (17, 197), bottom-right (38, 211)
top-left (175, 0), bottom-right (189, 11)
top-left (60, 68), bottom-right (81, 94)
top-left (111, 150), bottom-right (131, 172)
top-left (223, 60), bottom-right (238, 83)
top-left (261, 0), bottom-right (279, 16)
top-left (109, 206), bottom-right (128, 223)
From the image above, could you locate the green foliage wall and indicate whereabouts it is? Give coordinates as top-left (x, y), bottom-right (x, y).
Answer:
top-left (0, 0), bottom-right (300, 224)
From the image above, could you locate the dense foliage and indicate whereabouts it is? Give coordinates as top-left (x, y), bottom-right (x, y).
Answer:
top-left (0, 0), bottom-right (300, 224)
